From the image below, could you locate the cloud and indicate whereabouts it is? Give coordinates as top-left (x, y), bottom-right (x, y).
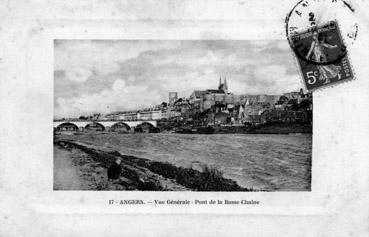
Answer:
top-left (65, 67), bottom-right (93, 82)
top-left (55, 79), bottom-right (161, 118)
top-left (54, 40), bottom-right (181, 77)
top-left (254, 65), bottom-right (287, 81)
top-left (252, 65), bottom-right (301, 94)
top-left (111, 79), bottom-right (126, 90)
top-left (54, 40), bottom-right (303, 117)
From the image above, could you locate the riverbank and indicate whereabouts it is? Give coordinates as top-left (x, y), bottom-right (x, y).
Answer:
top-left (174, 122), bottom-right (312, 134)
top-left (54, 139), bottom-right (257, 191)
top-left (54, 133), bottom-right (311, 191)
top-left (248, 122), bottom-right (312, 134)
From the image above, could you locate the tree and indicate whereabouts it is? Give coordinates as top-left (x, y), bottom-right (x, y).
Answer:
top-left (287, 99), bottom-right (299, 111)
top-left (299, 99), bottom-right (312, 110)
top-left (278, 96), bottom-right (289, 104)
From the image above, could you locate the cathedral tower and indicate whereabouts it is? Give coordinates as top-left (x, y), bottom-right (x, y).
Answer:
top-left (218, 76), bottom-right (228, 94)
top-left (224, 77), bottom-right (228, 92)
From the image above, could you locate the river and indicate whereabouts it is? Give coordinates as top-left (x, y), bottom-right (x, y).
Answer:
top-left (56, 133), bottom-right (312, 191)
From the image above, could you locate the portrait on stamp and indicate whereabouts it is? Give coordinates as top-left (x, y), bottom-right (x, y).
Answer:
top-left (289, 21), bottom-right (354, 90)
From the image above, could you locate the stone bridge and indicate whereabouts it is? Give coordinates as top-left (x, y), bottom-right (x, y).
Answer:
top-left (53, 120), bottom-right (157, 131)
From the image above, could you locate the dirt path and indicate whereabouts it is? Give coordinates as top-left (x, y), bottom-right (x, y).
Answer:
top-left (54, 141), bottom-right (191, 191)
top-left (54, 145), bottom-right (113, 190)
top-left (54, 146), bottom-right (84, 190)
top-left (54, 143), bottom-right (182, 191)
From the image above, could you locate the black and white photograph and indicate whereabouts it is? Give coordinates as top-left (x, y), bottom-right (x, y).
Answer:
top-left (54, 40), bottom-right (313, 191)
top-left (1, 0), bottom-right (369, 236)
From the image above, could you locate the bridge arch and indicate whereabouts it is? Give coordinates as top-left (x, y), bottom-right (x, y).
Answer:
top-left (138, 121), bottom-right (156, 128)
top-left (56, 122), bottom-right (79, 131)
top-left (135, 121), bottom-right (159, 133)
top-left (85, 122), bottom-right (105, 131)
top-left (111, 122), bottom-right (131, 132)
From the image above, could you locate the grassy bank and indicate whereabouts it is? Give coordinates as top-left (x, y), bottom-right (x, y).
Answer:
top-left (54, 139), bottom-right (255, 191)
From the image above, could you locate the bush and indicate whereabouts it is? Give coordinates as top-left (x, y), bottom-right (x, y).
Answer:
top-left (146, 161), bottom-right (249, 191)
top-left (137, 180), bottom-right (163, 191)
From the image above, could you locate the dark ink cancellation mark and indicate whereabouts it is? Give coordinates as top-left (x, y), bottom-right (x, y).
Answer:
top-left (289, 21), bottom-right (354, 91)
top-left (285, 0), bottom-right (358, 48)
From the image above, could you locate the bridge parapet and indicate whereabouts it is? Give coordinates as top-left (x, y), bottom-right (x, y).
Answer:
top-left (54, 120), bottom-right (157, 129)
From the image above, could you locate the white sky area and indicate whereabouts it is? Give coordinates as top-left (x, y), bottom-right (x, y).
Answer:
top-left (54, 40), bottom-right (302, 118)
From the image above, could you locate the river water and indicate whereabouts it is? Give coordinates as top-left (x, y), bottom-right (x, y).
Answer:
top-left (61, 133), bottom-right (312, 191)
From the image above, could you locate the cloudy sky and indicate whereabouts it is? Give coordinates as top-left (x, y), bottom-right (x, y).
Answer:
top-left (54, 40), bottom-right (302, 118)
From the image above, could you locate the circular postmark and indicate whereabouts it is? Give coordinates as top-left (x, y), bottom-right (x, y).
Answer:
top-left (285, 0), bottom-right (358, 65)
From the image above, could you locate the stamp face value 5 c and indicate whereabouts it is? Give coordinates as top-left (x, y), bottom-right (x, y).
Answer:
top-left (290, 21), bottom-right (354, 91)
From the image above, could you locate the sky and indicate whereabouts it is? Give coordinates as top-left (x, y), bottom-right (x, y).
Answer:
top-left (54, 40), bottom-right (302, 118)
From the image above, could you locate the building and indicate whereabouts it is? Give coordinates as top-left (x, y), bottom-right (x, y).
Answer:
top-left (120, 112), bottom-right (138, 121)
top-left (189, 76), bottom-right (231, 111)
top-left (138, 110), bottom-right (162, 120)
top-left (161, 108), bottom-right (181, 119)
top-left (169, 92), bottom-right (178, 104)
top-left (189, 90), bottom-right (207, 105)
top-left (105, 109), bottom-right (163, 121)
top-left (218, 76), bottom-right (228, 94)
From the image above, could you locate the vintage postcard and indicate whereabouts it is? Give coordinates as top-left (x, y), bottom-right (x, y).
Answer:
top-left (1, 0), bottom-right (368, 236)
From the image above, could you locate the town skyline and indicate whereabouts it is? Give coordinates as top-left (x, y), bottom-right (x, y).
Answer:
top-left (54, 40), bottom-right (303, 118)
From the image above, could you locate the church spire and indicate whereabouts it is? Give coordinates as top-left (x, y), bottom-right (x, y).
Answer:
top-left (219, 76), bottom-right (222, 88)
top-left (224, 77), bottom-right (228, 91)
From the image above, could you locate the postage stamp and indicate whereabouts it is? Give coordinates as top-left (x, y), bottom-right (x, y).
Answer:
top-left (289, 21), bottom-right (354, 91)
top-left (285, 0), bottom-right (358, 91)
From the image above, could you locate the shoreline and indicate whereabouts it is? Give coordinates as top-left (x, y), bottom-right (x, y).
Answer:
top-left (54, 139), bottom-right (260, 191)
top-left (172, 122), bottom-right (312, 135)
